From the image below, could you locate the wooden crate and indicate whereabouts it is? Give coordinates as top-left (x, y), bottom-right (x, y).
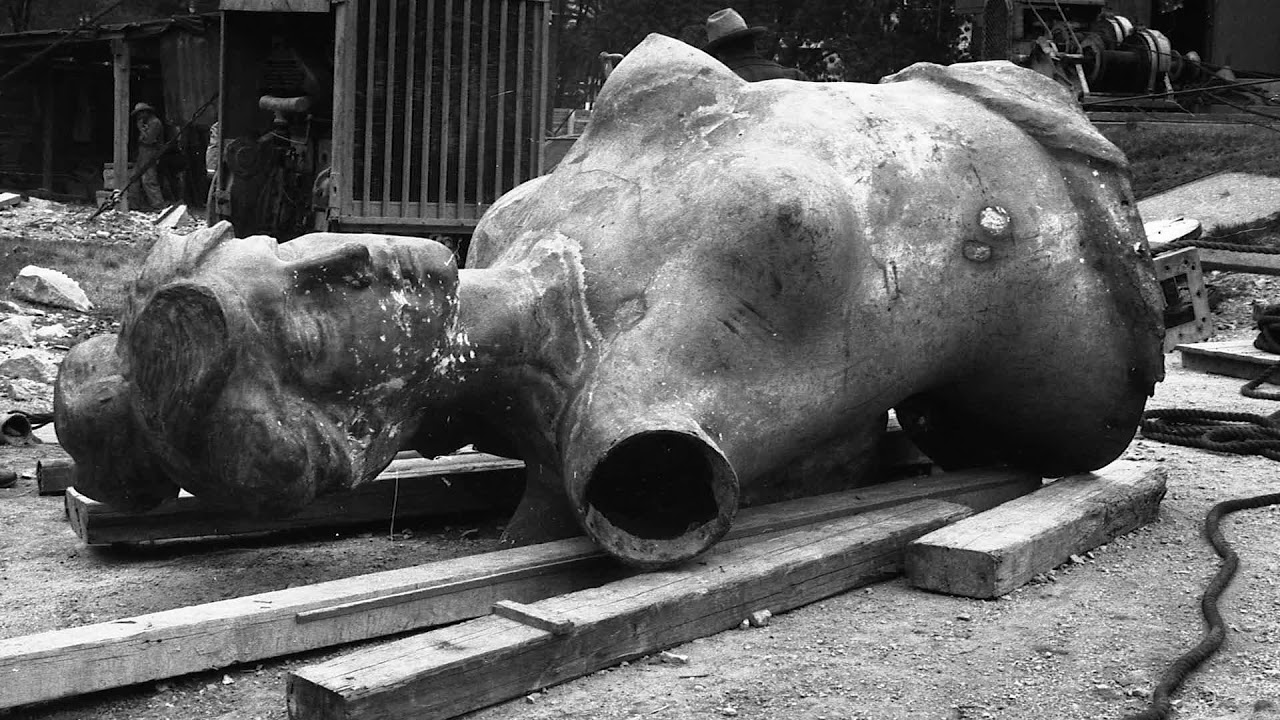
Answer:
top-left (1153, 246), bottom-right (1212, 352)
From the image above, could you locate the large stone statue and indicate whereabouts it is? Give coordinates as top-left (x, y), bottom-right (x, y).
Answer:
top-left (55, 35), bottom-right (1164, 569)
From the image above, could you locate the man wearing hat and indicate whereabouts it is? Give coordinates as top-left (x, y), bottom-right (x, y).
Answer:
top-left (131, 102), bottom-right (167, 210)
top-left (704, 8), bottom-right (807, 82)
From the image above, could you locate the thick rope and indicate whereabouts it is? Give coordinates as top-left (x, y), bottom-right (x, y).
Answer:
top-left (1121, 491), bottom-right (1280, 720)
top-left (1129, 329), bottom-right (1280, 718)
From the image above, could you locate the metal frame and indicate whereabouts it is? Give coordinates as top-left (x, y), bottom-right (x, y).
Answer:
top-left (331, 0), bottom-right (550, 234)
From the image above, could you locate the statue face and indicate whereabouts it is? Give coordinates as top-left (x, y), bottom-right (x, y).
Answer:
top-left (120, 225), bottom-right (462, 514)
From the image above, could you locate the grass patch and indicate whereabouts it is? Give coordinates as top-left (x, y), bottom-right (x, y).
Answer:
top-left (1200, 210), bottom-right (1280, 248)
top-left (0, 230), bottom-right (156, 319)
top-left (1099, 123), bottom-right (1280, 199)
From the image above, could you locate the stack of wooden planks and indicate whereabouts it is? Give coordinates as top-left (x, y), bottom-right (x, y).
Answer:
top-left (3, 465), bottom-right (1041, 711)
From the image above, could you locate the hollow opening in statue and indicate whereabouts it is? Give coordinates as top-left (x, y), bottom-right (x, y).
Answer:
top-left (585, 431), bottom-right (722, 540)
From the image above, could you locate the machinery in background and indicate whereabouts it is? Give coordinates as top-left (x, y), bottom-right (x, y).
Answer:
top-left (211, 1), bottom-right (550, 247)
top-left (215, 94), bottom-right (330, 240)
top-left (960, 0), bottom-right (1279, 107)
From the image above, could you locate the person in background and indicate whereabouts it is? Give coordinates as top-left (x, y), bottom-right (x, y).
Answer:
top-left (132, 102), bottom-right (168, 210)
top-left (704, 8), bottom-right (808, 82)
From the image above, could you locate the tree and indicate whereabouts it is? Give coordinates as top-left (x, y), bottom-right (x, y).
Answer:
top-left (553, 0), bottom-right (966, 107)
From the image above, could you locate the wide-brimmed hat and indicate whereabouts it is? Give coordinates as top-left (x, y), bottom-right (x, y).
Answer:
top-left (704, 8), bottom-right (767, 52)
top-left (131, 102), bottom-right (156, 116)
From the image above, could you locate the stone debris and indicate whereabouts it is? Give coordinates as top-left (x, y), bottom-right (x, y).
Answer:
top-left (0, 316), bottom-right (35, 346)
top-left (658, 651), bottom-right (689, 665)
top-left (33, 323), bottom-right (69, 341)
top-left (0, 349), bottom-right (59, 384)
top-left (9, 265), bottom-right (93, 313)
top-left (748, 610), bottom-right (772, 628)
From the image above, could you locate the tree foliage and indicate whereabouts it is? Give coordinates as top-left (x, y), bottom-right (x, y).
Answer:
top-left (553, 0), bottom-right (967, 107)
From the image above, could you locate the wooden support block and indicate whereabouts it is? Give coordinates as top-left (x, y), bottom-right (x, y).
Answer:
top-left (904, 460), bottom-right (1166, 599)
top-left (1153, 246), bottom-right (1212, 352)
top-left (63, 452), bottom-right (526, 545)
top-left (36, 459), bottom-right (76, 496)
top-left (286, 500), bottom-right (973, 720)
top-left (1177, 338), bottom-right (1280, 383)
top-left (0, 192), bottom-right (22, 209)
top-left (0, 466), bottom-right (1034, 711)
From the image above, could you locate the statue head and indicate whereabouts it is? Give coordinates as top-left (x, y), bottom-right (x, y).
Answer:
top-left (68, 222), bottom-right (465, 515)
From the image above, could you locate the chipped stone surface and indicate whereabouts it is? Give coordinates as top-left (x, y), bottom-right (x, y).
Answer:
top-left (9, 265), bottom-right (94, 313)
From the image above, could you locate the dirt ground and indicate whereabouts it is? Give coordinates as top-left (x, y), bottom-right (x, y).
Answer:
top-left (5, 348), bottom-right (1280, 720)
top-left (3, 245), bottom-right (1280, 720)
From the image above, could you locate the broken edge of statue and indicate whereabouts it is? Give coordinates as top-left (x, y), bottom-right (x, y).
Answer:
top-left (55, 34), bottom-right (1164, 570)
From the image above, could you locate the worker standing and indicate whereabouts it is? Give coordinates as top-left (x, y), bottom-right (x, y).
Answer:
top-left (704, 8), bottom-right (808, 82)
top-left (132, 102), bottom-right (167, 210)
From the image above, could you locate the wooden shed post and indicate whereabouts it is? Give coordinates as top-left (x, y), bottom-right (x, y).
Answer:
top-left (41, 70), bottom-right (54, 192)
top-left (112, 38), bottom-right (131, 212)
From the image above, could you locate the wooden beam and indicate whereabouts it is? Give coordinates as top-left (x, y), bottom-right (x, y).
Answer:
top-left (64, 453), bottom-right (526, 545)
top-left (1195, 246), bottom-right (1280, 276)
top-left (61, 424), bottom-right (935, 544)
top-left (41, 71), bottom-right (54, 192)
top-left (2, 467), bottom-right (1035, 711)
top-left (36, 459), bottom-right (75, 496)
top-left (904, 461), bottom-right (1166, 599)
top-left (286, 500), bottom-right (972, 720)
top-left (1177, 338), bottom-right (1280, 383)
top-left (111, 38), bottom-right (130, 212)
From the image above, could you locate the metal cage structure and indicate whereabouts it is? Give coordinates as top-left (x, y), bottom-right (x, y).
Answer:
top-left (330, 0), bottom-right (551, 234)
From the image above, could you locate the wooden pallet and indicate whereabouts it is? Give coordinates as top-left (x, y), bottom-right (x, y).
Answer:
top-left (1176, 338), bottom-right (1280, 384)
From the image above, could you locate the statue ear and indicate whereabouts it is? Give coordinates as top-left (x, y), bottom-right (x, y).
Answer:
top-left (287, 243), bottom-right (375, 290)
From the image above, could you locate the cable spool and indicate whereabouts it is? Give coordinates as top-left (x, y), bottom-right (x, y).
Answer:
top-left (1124, 27), bottom-right (1172, 92)
top-left (1095, 14), bottom-right (1133, 50)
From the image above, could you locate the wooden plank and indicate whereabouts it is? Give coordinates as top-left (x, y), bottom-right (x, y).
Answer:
top-left (111, 38), bottom-right (130, 212)
top-left (62, 424), bottom-right (930, 543)
top-left (1089, 111), bottom-right (1280, 127)
top-left (1196, 246), bottom-right (1280, 275)
top-left (36, 459), bottom-right (75, 496)
top-left (491, 600), bottom-right (573, 635)
top-left (330, 0), bottom-right (358, 220)
top-left (41, 74), bottom-right (54, 191)
top-left (904, 460), bottom-right (1166, 599)
top-left (64, 453), bottom-right (526, 545)
top-left (286, 500), bottom-right (972, 720)
top-left (1, 467), bottom-right (1033, 711)
top-left (1177, 338), bottom-right (1280, 383)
